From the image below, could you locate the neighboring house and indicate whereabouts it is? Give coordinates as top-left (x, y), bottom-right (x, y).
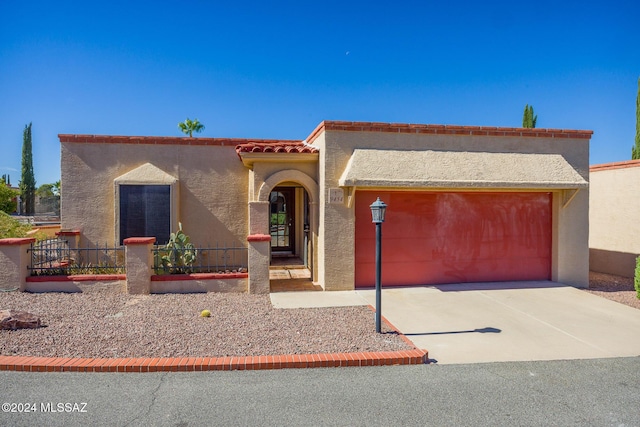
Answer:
top-left (59, 121), bottom-right (591, 292)
top-left (589, 160), bottom-right (640, 277)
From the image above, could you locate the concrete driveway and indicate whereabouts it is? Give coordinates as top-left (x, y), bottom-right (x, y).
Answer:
top-left (271, 281), bottom-right (640, 364)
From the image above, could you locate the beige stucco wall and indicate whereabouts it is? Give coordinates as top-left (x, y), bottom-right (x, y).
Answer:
top-left (589, 163), bottom-right (640, 277)
top-left (314, 129), bottom-right (590, 289)
top-left (61, 141), bottom-right (249, 248)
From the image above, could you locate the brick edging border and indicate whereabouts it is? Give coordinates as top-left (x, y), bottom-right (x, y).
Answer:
top-left (0, 350), bottom-right (428, 372)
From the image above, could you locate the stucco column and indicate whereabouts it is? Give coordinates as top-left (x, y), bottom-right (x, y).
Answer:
top-left (248, 201), bottom-right (269, 235)
top-left (56, 229), bottom-right (80, 250)
top-left (124, 237), bottom-right (155, 294)
top-left (247, 234), bottom-right (271, 294)
top-left (0, 238), bottom-right (36, 292)
top-left (309, 201), bottom-right (319, 284)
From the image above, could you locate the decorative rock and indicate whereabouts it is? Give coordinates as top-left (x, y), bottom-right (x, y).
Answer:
top-left (0, 310), bottom-right (42, 330)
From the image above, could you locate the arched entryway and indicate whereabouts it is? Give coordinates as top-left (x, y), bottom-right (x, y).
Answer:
top-left (256, 170), bottom-right (319, 290)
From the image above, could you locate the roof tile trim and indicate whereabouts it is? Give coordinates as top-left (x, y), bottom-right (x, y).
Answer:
top-left (305, 121), bottom-right (593, 144)
top-left (58, 134), bottom-right (301, 147)
top-left (590, 159), bottom-right (640, 172)
top-left (235, 142), bottom-right (318, 154)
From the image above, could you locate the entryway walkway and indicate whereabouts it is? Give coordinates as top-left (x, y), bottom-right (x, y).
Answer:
top-left (269, 257), bottom-right (319, 292)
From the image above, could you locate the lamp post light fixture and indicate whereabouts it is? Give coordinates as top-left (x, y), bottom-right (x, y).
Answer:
top-left (369, 197), bottom-right (387, 333)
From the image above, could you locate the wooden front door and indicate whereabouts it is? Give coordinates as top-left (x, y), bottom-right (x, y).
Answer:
top-left (270, 188), bottom-right (295, 253)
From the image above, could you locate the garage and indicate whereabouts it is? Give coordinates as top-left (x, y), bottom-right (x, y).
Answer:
top-left (355, 190), bottom-right (552, 288)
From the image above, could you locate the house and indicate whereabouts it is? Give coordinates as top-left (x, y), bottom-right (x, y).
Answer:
top-left (589, 159), bottom-right (640, 277)
top-left (58, 121), bottom-right (591, 293)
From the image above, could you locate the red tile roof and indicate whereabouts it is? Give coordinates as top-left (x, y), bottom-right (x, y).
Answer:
top-left (234, 142), bottom-right (318, 154)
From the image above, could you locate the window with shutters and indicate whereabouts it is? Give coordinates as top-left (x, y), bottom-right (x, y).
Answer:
top-left (118, 185), bottom-right (171, 245)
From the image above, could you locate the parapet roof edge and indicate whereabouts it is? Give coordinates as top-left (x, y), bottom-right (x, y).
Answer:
top-left (305, 121), bottom-right (593, 144)
top-left (58, 134), bottom-right (301, 146)
top-left (590, 159), bottom-right (640, 172)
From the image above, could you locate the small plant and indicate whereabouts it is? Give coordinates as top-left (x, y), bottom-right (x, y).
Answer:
top-left (155, 223), bottom-right (198, 274)
top-left (635, 256), bottom-right (640, 299)
top-left (200, 309), bottom-right (211, 317)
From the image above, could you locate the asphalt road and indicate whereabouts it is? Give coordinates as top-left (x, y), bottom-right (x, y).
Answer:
top-left (1, 357), bottom-right (638, 426)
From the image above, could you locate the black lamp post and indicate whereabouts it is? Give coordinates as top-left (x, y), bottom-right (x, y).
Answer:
top-left (369, 197), bottom-right (387, 333)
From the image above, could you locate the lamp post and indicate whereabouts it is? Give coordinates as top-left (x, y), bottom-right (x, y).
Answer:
top-left (369, 197), bottom-right (387, 333)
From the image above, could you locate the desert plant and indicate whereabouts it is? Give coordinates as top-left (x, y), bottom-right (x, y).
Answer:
top-left (635, 256), bottom-right (640, 299)
top-left (155, 223), bottom-right (198, 274)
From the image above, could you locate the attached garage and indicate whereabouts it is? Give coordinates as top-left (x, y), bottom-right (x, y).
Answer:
top-left (355, 190), bottom-right (552, 287)
top-left (339, 148), bottom-right (589, 289)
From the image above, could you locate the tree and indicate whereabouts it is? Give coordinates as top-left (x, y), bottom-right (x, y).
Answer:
top-left (20, 122), bottom-right (36, 215)
top-left (36, 183), bottom-right (55, 198)
top-left (0, 183), bottom-right (18, 214)
top-left (522, 104), bottom-right (537, 128)
top-left (632, 78), bottom-right (640, 160)
top-left (178, 118), bottom-right (205, 137)
top-left (1, 175), bottom-right (10, 186)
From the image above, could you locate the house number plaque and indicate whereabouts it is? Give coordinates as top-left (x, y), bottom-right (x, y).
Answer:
top-left (329, 188), bottom-right (344, 204)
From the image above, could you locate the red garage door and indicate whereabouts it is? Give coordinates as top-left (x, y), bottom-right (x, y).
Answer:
top-left (355, 191), bottom-right (552, 288)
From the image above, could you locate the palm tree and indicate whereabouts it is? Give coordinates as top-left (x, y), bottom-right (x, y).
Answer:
top-left (52, 180), bottom-right (61, 196)
top-left (178, 118), bottom-right (205, 137)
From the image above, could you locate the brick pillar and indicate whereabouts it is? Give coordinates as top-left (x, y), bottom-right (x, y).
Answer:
top-left (0, 238), bottom-right (36, 291)
top-left (124, 237), bottom-right (156, 294)
top-left (247, 234), bottom-right (271, 294)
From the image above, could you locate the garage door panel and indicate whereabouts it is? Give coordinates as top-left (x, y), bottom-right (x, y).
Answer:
top-left (355, 191), bottom-right (551, 288)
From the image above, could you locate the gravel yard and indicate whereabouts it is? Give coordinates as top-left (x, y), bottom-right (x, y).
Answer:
top-left (585, 271), bottom-right (640, 310)
top-left (1, 271), bottom-right (638, 359)
top-left (0, 289), bottom-right (411, 358)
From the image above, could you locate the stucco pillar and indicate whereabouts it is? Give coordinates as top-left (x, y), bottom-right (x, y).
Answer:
top-left (124, 237), bottom-right (155, 294)
top-left (309, 201), bottom-right (319, 284)
top-left (248, 201), bottom-right (269, 235)
top-left (0, 238), bottom-right (36, 292)
top-left (247, 234), bottom-right (271, 294)
top-left (56, 229), bottom-right (80, 251)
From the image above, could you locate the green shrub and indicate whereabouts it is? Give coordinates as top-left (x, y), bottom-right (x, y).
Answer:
top-left (0, 211), bottom-right (31, 238)
top-left (0, 184), bottom-right (18, 214)
top-left (635, 256), bottom-right (640, 299)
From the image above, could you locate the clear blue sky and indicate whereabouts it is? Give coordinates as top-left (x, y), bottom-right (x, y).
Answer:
top-left (1, 0), bottom-right (638, 186)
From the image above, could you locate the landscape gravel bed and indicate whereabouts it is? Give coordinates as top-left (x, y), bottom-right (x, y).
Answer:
top-left (0, 289), bottom-right (412, 358)
top-left (2, 272), bottom-right (637, 359)
top-left (585, 271), bottom-right (640, 310)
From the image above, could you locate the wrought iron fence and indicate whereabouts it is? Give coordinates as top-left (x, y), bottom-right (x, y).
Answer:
top-left (28, 239), bottom-right (125, 276)
top-left (153, 243), bottom-right (248, 275)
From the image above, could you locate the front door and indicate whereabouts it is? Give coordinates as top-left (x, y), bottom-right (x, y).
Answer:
top-left (270, 188), bottom-right (295, 253)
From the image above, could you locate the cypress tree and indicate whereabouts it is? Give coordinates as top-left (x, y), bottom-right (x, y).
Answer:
top-left (522, 104), bottom-right (537, 128)
top-left (20, 122), bottom-right (36, 215)
top-left (632, 78), bottom-right (640, 160)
